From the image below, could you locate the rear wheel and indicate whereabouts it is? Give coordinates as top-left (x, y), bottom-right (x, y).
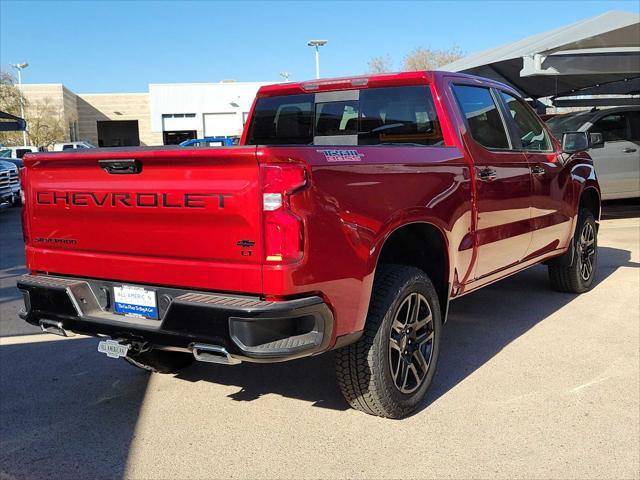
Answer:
top-left (548, 208), bottom-right (598, 293)
top-left (335, 264), bottom-right (441, 419)
top-left (124, 349), bottom-right (194, 374)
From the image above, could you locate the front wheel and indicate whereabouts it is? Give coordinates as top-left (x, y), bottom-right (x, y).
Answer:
top-left (335, 265), bottom-right (441, 419)
top-left (548, 208), bottom-right (598, 293)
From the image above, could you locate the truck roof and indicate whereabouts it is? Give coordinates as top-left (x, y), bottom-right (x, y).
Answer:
top-left (256, 70), bottom-right (514, 97)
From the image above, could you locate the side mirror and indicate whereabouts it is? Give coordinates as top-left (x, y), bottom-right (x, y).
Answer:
top-left (589, 132), bottom-right (605, 149)
top-left (562, 131), bottom-right (590, 153)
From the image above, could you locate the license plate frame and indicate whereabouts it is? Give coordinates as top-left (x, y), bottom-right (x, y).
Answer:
top-left (113, 284), bottom-right (159, 319)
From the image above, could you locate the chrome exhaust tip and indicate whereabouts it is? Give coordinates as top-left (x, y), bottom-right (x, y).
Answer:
top-left (192, 344), bottom-right (241, 365)
top-left (39, 319), bottom-right (74, 337)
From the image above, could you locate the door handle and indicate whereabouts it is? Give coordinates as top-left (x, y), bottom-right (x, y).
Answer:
top-left (98, 159), bottom-right (142, 174)
top-left (478, 167), bottom-right (497, 182)
top-left (531, 165), bottom-right (546, 176)
top-left (622, 147), bottom-right (637, 153)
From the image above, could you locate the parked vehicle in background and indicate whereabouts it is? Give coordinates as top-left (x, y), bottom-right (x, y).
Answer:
top-left (547, 106), bottom-right (640, 200)
top-left (2, 145), bottom-right (44, 159)
top-left (17, 71), bottom-right (601, 418)
top-left (0, 160), bottom-right (20, 208)
top-left (53, 141), bottom-right (96, 151)
top-left (0, 148), bottom-right (24, 169)
top-left (179, 137), bottom-right (236, 147)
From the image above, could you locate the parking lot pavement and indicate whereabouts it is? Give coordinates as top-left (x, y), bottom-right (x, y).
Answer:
top-left (1, 206), bottom-right (638, 480)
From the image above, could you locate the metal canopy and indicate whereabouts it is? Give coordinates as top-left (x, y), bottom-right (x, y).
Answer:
top-left (441, 11), bottom-right (640, 100)
top-left (0, 111), bottom-right (26, 132)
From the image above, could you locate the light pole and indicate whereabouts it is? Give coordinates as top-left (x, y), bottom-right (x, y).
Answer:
top-left (307, 40), bottom-right (327, 79)
top-left (10, 62), bottom-right (29, 145)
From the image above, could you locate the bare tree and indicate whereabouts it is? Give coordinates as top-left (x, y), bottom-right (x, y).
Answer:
top-left (403, 46), bottom-right (464, 71)
top-left (0, 71), bottom-right (26, 116)
top-left (367, 55), bottom-right (394, 74)
top-left (0, 71), bottom-right (28, 145)
top-left (25, 98), bottom-right (65, 148)
top-left (0, 70), bottom-right (66, 147)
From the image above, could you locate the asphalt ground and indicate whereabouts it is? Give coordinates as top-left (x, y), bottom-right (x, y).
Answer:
top-left (1, 202), bottom-right (638, 480)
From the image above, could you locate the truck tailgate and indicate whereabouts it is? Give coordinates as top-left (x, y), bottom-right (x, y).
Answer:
top-left (23, 147), bottom-right (263, 293)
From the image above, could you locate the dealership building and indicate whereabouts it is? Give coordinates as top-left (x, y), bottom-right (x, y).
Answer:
top-left (20, 80), bottom-right (272, 147)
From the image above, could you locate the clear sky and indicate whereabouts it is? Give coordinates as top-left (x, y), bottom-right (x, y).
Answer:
top-left (1, 0), bottom-right (638, 93)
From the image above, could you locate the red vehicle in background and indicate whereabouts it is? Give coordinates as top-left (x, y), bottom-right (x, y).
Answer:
top-left (18, 71), bottom-right (600, 418)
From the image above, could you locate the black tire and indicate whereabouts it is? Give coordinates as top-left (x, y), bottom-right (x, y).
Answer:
top-left (548, 208), bottom-right (598, 293)
top-left (335, 264), bottom-right (442, 419)
top-left (124, 349), bottom-right (194, 374)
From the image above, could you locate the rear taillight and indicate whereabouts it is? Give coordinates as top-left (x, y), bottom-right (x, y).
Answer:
top-left (261, 163), bottom-right (307, 264)
top-left (19, 168), bottom-right (29, 244)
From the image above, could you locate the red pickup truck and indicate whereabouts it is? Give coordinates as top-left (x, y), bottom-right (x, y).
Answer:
top-left (18, 71), bottom-right (600, 418)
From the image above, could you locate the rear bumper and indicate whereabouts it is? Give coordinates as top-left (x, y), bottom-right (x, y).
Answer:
top-left (17, 274), bottom-right (334, 363)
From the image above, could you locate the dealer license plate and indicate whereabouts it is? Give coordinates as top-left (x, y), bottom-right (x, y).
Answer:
top-left (113, 285), bottom-right (158, 319)
top-left (98, 339), bottom-right (130, 359)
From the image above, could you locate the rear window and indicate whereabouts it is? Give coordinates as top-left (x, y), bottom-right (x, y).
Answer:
top-left (247, 94), bottom-right (314, 145)
top-left (246, 85), bottom-right (443, 146)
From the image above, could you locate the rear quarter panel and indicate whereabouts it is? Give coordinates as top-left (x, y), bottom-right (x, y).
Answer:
top-left (259, 145), bottom-right (473, 337)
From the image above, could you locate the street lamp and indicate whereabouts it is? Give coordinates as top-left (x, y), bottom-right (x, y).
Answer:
top-left (279, 72), bottom-right (290, 82)
top-left (10, 62), bottom-right (29, 145)
top-left (307, 40), bottom-right (327, 79)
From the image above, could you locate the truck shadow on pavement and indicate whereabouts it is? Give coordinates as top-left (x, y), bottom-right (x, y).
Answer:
top-left (177, 245), bottom-right (637, 416)
top-left (0, 337), bottom-right (151, 479)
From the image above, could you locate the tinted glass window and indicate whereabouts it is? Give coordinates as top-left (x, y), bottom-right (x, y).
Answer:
top-left (16, 149), bottom-right (30, 158)
top-left (315, 101), bottom-right (358, 136)
top-left (62, 145), bottom-right (74, 150)
top-left (546, 111), bottom-right (595, 139)
top-left (500, 91), bottom-right (551, 151)
top-left (247, 94), bottom-right (314, 145)
top-left (593, 113), bottom-right (628, 142)
top-left (452, 85), bottom-right (509, 149)
top-left (359, 85), bottom-right (443, 146)
top-left (628, 111), bottom-right (640, 141)
top-left (246, 86), bottom-right (443, 146)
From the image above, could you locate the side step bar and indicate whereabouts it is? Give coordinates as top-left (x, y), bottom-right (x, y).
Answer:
top-left (192, 344), bottom-right (241, 365)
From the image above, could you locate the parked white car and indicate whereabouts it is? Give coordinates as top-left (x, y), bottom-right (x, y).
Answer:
top-left (53, 141), bottom-right (96, 151)
top-left (3, 145), bottom-right (42, 159)
top-left (547, 107), bottom-right (640, 200)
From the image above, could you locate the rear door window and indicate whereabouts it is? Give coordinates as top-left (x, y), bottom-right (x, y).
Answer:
top-left (628, 111), bottom-right (640, 141)
top-left (452, 85), bottom-right (510, 149)
top-left (592, 113), bottom-right (629, 142)
top-left (499, 91), bottom-right (551, 151)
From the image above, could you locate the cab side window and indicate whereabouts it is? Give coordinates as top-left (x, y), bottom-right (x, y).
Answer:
top-left (452, 85), bottom-right (509, 149)
top-left (499, 91), bottom-right (551, 151)
top-left (592, 113), bottom-right (628, 142)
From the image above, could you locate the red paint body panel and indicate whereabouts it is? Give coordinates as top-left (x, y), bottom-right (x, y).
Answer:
top-left (22, 71), bottom-right (600, 348)
top-left (23, 147), bottom-right (264, 293)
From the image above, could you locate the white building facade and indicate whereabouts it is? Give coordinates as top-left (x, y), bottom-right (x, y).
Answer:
top-left (149, 81), bottom-right (272, 144)
top-left (20, 80), bottom-right (274, 147)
